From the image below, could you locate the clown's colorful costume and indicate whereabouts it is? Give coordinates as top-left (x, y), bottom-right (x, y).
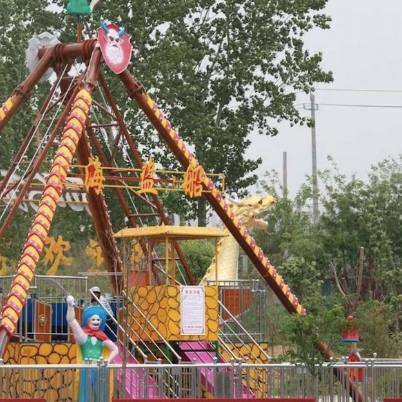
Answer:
top-left (66, 296), bottom-right (118, 402)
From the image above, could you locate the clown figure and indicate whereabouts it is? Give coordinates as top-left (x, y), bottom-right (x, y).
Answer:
top-left (66, 295), bottom-right (118, 401)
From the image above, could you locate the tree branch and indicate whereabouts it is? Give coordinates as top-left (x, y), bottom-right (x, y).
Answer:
top-left (329, 259), bottom-right (347, 298)
top-left (353, 247), bottom-right (365, 311)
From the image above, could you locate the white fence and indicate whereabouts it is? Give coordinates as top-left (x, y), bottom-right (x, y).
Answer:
top-left (0, 360), bottom-right (401, 402)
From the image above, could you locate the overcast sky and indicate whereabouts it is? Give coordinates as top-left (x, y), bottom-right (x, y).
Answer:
top-left (247, 0), bottom-right (402, 197)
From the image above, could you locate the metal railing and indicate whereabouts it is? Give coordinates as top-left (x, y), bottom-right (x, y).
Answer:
top-left (0, 275), bottom-right (89, 342)
top-left (121, 289), bottom-right (182, 364)
top-left (0, 360), bottom-right (402, 402)
top-left (217, 300), bottom-right (271, 396)
top-left (208, 279), bottom-right (267, 342)
top-left (0, 276), bottom-right (267, 347)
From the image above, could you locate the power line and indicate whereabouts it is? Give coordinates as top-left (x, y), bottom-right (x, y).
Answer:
top-left (315, 88), bottom-right (402, 93)
top-left (302, 102), bottom-right (402, 109)
top-left (318, 102), bottom-right (402, 108)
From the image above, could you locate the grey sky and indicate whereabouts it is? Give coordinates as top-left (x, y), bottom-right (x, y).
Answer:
top-left (248, 0), bottom-right (402, 196)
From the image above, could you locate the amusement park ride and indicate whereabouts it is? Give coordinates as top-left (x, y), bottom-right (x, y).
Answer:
top-left (0, 2), bottom-right (362, 402)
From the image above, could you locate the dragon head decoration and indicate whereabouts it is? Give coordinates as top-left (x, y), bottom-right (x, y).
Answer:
top-left (199, 194), bottom-right (275, 286)
top-left (227, 195), bottom-right (276, 229)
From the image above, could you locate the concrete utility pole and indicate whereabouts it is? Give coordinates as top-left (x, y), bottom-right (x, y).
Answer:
top-left (309, 93), bottom-right (319, 221)
top-left (283, 151), bottom-right (288, 197)
top-left (242, 254), bottom-right (249, 274)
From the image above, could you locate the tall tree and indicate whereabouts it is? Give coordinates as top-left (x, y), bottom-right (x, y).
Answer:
top-left (94, 0), bottom-right (333, 225)
top-left (254, 172), bottom-right (322, 264)
top-left (256, 157), bottom-right (402, 310)
top-left (255, 163), bottom-right (402, 356)
top-left (0, 0), bottom-right (333, 254)
top-left (319, 157), bottom-right (402, 310)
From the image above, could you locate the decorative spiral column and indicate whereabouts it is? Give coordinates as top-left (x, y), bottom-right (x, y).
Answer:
top-left (0, 89), bottom-right (92, 345)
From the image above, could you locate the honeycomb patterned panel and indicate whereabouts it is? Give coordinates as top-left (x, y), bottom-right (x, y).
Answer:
top-left (221, 342), bottom-right (269, 397)
top-left (126, 285), bottom-right (218, 342)
top-left (2, 342), bottom-right (77, 402)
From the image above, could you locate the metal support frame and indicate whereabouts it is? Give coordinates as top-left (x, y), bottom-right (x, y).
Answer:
top-left (0, 38), bottom-right (360, 402)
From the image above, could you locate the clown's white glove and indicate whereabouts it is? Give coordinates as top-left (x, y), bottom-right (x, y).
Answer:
top-left (66, 295), bottom-right (75, 307)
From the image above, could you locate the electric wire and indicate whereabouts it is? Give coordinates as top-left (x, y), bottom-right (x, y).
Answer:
top-left (306, 102), bottom-right (402, 109)
top-left (315, 88), bottom-right (402, 93)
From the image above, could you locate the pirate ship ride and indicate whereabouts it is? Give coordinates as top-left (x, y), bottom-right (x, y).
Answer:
top-left (0, 2), bottom-right (360, 402)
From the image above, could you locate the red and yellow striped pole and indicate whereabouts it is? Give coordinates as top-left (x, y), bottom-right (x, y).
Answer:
top-left (0, 49), bottom-right (54, 133)
top-left (0, 88), bottom-right (92, 353)
top-left (0, 47), bottom-right (102, 356)
top-left (146, 94), bottom-right (305, 315)
top-left (118, 71), bottom-right (305, 316)
top-left (0, 98), bottom-right (14, 124)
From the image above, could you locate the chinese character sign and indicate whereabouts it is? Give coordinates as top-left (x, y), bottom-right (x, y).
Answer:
top-left (85, 156), bottom-right (105, 195)
top-left (138, 157), bottom-right (158, 195)
top-left (43, 236), bottom-right (73, 275)
top-left (183, 165), bottom-right (205, 198)
top-left (0, 255), bottom-right (9, 276)
top-left (86, 239), bottom-right (104, 272)
top-left (130, 238), bottom-right (145, 265)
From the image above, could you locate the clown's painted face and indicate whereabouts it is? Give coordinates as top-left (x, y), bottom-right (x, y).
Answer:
top-left (87, 314), bottom-right (102, 330)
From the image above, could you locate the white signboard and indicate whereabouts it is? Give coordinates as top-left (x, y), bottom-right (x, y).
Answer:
top-left (0, 170), bottom-right (90, 214)
top-left (180, 286), bottom-right (205, 335)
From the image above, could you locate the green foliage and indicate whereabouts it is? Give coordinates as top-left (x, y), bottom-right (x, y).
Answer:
top-left (256, 157), bottom-right (402, 308)
top-left (255, 157), bottom-right (402, 358)
top-left (97, 0), bottom-right (333, 223)
top-left (319, 157), bottom-right (402, 304)
top-left (0, 211), bottom-right (34, 260)
top-left (281, 294), bottom-right (347, 372)
top-left (280, 257), bottom-right (322, 302)
top-left (0, 0), bottom-right (62, 169)
top-left (265, 302), bottom-right (290, 355)
top-left (255, 171), bottom-right (323, 266)
top-left (354, 299), bottom-right (402, 358)
top-left (179, 239), bottom-right (215, 283)
top-left (253, 170), bottom-right (324, 302)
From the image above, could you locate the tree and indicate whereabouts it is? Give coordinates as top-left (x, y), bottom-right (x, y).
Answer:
top-left (354, 299), bottom-right (402, 358)
top-left (96, 0), bottom-right (333, 225)
top-left (281, 293), bottom-right (347, 373)
top-left (319, 157), bottom-right (402, 312)
top-left (252, 170), bottom-right (324, 300)
top-left (250, 158), bottom-right (402, 358)
top-left (179, 239), bottom-right (215, 283)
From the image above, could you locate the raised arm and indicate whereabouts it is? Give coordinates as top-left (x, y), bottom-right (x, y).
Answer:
top-left (66, 295), bottom-right (87, 345)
